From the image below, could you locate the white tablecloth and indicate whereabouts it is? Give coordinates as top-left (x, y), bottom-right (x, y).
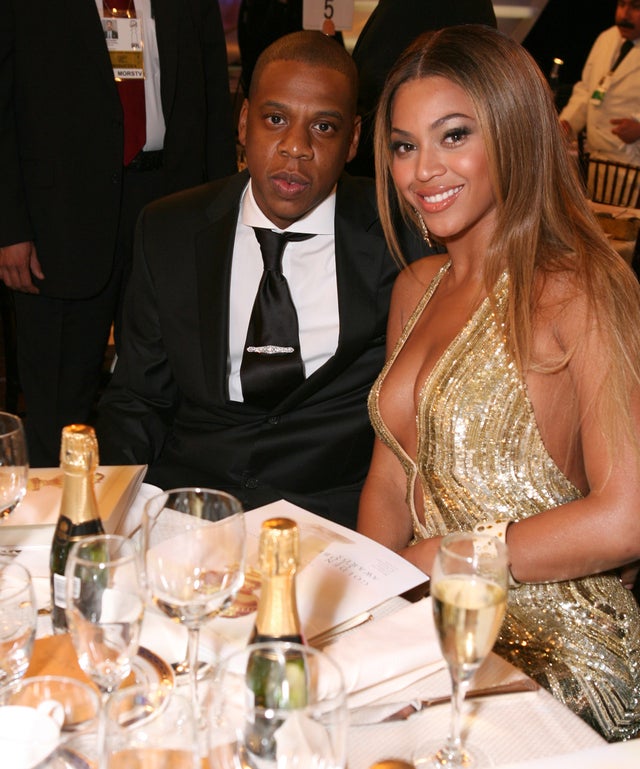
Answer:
top-left (18, 486), bottom-right (610, 768)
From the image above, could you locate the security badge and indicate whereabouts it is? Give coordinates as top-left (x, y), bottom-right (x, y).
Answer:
top-left (101, 12), bottom-right (145, 81)
top-left (590, 73), bottom-right (612, 107)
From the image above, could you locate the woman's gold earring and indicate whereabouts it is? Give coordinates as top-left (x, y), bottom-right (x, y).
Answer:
top-left (415, 210), bottom-right (433, 248)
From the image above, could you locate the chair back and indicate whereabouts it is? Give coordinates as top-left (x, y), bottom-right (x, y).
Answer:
top-left (585, 155), bottom-right (640, 208)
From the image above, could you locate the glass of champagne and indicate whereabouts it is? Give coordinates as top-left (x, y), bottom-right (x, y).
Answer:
top-left (0, 559), bottom-right (37, 687)
top-left (209, 641), bottom-right (348, 769)
top-left (0, 412), bottom-right (28, 519)
top-left (415, 532), bottom-right (508, 769)
top-left (65, 534), bottom-right (145, 698)
top-left (103, 684), bottom-right (199, 769)
top-left (143, 488), bottom-right (245, 727)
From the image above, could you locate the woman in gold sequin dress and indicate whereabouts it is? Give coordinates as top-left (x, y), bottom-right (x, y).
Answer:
top-left (357, 25), bottom-right (640, 741)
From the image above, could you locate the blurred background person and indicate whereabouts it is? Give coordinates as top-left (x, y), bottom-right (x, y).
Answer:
top-left (559, 0), bottom-right (640, 164)
top-left (0, 0), bottom-right (237, 466)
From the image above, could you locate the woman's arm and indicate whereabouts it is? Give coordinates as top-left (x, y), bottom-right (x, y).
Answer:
top-left (361, 269), bottom-right (640, 583)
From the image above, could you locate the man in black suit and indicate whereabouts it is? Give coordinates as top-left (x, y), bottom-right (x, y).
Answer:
top-left (0, 0), bottom-right (237, 466)
top-left (98, 31), bottom-right (429, 529)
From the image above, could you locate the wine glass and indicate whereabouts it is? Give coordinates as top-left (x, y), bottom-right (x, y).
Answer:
top-left (415, 532), bottom-right (508, 769)
top-left (209, 641), bottom-right (348, 769)
top-left (103, 683), bottom-right (199, 769)
top-left (142, 487), bottom-right (246, 726)
top-left (0, 412), bottom-right (28, 519)
top-left (0, 559), bottom-right (37, 687)
top-left (65, 534), bottom-right (145, 698)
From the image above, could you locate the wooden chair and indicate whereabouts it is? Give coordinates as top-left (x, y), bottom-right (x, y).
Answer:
top-left (583, 154), bottom-right (640, 209)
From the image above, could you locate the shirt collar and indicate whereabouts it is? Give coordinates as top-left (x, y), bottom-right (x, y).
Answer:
top-left (241, 180), bottom-right (336, 235)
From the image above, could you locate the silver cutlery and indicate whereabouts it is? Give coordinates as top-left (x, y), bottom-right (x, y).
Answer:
top-left (350, 678), bottom-right (540, 725)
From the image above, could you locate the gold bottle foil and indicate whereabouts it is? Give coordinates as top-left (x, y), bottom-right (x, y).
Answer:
top-left (60, 424), bottom-right (99, 474)
top-left (254, 518), bottom-right (302, 638)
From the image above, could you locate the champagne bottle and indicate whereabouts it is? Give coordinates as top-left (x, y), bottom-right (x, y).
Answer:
top-left (245, 517), bottom-right (308, 758)
top-left (50, 424), bottom-right (104, 634)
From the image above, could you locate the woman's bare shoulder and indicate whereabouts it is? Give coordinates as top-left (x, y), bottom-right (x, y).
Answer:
top-left (394, 254), bottom-right (449, 300)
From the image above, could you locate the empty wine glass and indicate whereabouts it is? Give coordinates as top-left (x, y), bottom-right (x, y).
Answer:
top-left (0, 412), bottom-right (28, 519)
top-left (143, 488), bottom-right (245, 726)
top-left (65, 534), bottom-right (145, 699)
top-left (415, 532), bottom-right (509, 769)
top-left (209, 641), bottom-right (348, 769)
top-left (0, 559), bottom-right (37, 688)
top-left (103, 684), bottom-right (199, 769)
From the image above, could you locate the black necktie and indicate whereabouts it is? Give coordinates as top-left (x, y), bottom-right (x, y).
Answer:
top-left (612, 40), bottom-right (633, 72)
top-left (241, 228), bottom-right (315, 408)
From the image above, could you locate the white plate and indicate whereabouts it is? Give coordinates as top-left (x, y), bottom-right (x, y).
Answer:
top-left (130, 646), bottom-right (174, 690)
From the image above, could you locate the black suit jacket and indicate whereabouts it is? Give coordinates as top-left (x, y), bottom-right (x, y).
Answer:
top-left (98, 171), bottom-right (400, 528)
top-left (0, 0), bottom-right (236, 299)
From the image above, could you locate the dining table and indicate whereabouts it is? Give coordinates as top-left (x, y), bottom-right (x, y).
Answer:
top-left (5, 482), bottom-right (639, 768)
top-left (590, 200), bottom-right (640, 264)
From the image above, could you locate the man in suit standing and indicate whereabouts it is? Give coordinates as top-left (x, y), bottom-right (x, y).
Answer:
top-left (98, 31), bottom-right (429, 529)
top-left (0, 0), bottom-right (237, 466)
top-left (559, 0), bottom-right (640, 166)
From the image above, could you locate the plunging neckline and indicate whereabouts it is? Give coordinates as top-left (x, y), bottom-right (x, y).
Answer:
top-left (371, 262), bottom-right (504, 526)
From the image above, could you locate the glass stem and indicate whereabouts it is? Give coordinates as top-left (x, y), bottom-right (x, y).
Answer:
top-left (97, 694), bottom-right (109, 769)
top-left (187, 625), bottom-right (202, 724)
top-left (445, 670), bottom-right (471, 762)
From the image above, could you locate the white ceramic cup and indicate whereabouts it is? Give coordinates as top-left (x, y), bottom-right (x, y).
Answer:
top-left (0, 703), bottom-right (61, 769)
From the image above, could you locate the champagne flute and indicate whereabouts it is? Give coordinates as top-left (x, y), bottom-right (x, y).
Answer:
top-left (415, 532), bottom-right (508, 769)
top-left (65, 534), bottom-right (145, 698)
top-left (0, 559), bottom-right (37, 687)
top-left (143, 487), bottom-right (245, 727)
top-left (0, 412), bottom-right (28, 519)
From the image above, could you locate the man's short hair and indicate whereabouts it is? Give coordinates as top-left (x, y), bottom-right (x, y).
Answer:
top-left (249, 30), bottom-right (358, 106)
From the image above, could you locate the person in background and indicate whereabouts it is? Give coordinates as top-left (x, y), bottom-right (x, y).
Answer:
top-left (0, 0), bottom-right (237, 466)
top-left (358, 25), bottom-right (640, 739)
top-left (560, 0), bottom-right (640, 165)
top-left (347, 0), bottom-right (497, 177)
top-left (97, 31), bottom-right (431, 530)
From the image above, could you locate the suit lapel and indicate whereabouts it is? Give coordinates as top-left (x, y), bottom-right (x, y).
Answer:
top-left (73, 0), bottom-right (119, 92)
top-left (196, 173), bottom-right (249, 400)
top-left (152, 0), bottom-right (181, 125)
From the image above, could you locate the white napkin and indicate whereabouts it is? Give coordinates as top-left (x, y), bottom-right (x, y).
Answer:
top-left (119, 482), bottom-right (161, 538)
top-left (322, 597), bottom-right (445, 707)
top-left (496, 740), bottom-right (640, 769)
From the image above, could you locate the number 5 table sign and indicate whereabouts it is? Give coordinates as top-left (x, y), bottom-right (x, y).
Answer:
top-left (303, 0), bottom-right (354, 36)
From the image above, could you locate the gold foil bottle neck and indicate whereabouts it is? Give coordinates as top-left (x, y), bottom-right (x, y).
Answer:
top-left (258, 517), bottom-right (299, 578)
top-left (60, 424), bottom-right (99, 473)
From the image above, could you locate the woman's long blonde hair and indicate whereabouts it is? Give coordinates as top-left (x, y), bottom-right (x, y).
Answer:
top-left (374, 24), bottom-right (640, 461)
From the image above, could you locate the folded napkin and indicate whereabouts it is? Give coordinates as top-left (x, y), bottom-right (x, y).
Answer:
top-left (119, 482), bottom-right (161, 538)
top-left (322, 598), bottom-right (445, 708)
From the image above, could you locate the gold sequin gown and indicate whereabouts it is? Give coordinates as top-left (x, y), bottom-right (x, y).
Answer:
top-left (369, 262), bottom-right (640, 741)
